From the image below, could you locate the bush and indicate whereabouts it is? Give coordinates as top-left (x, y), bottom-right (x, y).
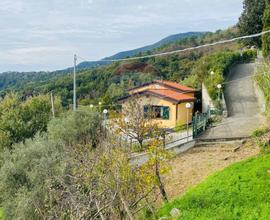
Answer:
top-left (185, 50), bottom-right (257, 102)
top-left (252, 127), bottom-right (269, 138)
top-left (255, 62), bottom-right (270, 119)
top-left (0, 136), bottom-right (64, 220)
top-left (48, 107), bottom-right (102, 148)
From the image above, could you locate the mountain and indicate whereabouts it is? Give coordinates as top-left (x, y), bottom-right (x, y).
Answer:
top-left (104, 32), bottom-right (206, 60)
top-left (73, 32), bottom-right (206, 71)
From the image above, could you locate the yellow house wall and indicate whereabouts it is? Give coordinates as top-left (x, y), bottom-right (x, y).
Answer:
top-left (176, 103), bottom-right (194, 126)
top-left (129, 83), bottom-right (164, 95)
top-left (122, 95), bottom-right (178, 129)
top-left (130, 84), bottom-right (196, 98)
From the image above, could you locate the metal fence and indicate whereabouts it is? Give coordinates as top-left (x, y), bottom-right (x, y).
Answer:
top-left (192, 109), bottom-right (211, 139)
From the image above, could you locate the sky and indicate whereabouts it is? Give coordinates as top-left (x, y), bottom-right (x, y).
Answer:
top-left (0, 0), bottom-right (244, 72)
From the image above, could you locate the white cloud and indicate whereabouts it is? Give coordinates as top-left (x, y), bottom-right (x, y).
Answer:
top-left (0, 0), bottom-right (244, 72)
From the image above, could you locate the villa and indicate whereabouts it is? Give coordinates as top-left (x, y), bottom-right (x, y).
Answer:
top-left (119, 80), bottom-right (196, 129)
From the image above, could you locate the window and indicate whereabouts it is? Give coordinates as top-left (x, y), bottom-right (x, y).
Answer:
top-left (144, 105), bottom-right (170, 120)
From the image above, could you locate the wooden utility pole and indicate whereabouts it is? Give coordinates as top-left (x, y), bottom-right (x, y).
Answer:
top-left (50, 92), bottom-right (55, 118)
top-left (73, 54), bottom-right (77, 111)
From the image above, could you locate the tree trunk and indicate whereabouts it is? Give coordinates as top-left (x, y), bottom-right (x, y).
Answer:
top-left (119, 193), bottom-right (134, 220)
top-left (155, 162), bottom-right (168, 203)
top-left (138, 139), bottom-right (144, 150)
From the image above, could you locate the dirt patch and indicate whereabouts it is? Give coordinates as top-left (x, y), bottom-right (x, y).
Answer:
top-left (164, 141), bottom-right (259, 199)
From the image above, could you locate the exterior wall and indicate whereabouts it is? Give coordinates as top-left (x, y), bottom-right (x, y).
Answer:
top-left (176, 103), bottom-right (194, 126)
top-left (122, 95), bottom-right (177, 128)
top-left (129, 83), bottom-right (164, 94)
top-left (129, 83), bottom-right (196, 98)
top-left (185, 92), bottom-right (195, 98)
top-left (202, 83), bottom-right (214, 113)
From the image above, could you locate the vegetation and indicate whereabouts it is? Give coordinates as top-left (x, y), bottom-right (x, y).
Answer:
top-left (255, 62), bottom-right (270, 118)
top-left (0, 99), bottom-right (173, 219)
top-left (0, 28), bottom-right (241, 109)
top-left (238, 0), bottom-right (266, 47)
top-left (0, 0), bottom-right (268, 218)
top-left (0, 93), bottom-right (61, 150)
top-left (183, 49), bottom-right (257, 100)
top-left (263, 0), bottom-right (270, 57)
top-left (152, 154), bottom-right (270, 219)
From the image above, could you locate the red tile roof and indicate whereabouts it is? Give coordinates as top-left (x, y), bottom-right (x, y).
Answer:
top-left (154, 80), bottom-right (195, 92)
top-left (120, 80), bottom-right (196, 104)
top-left (147, 89), bottom-right (196, 103)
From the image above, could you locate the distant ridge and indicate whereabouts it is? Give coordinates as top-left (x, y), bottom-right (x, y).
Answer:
top-left (74, 31), bottom-right (206, 71)
top-left (104, 32), bottom-right (206, 60)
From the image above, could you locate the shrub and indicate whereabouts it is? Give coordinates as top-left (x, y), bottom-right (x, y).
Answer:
top-left (255, 62), bottom-right (270, 119)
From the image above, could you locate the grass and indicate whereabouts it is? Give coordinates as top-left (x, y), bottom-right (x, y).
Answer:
top-left (0, 208), bottom-right (3, 220)
top-left (151, 154), bottom-right (270, 220)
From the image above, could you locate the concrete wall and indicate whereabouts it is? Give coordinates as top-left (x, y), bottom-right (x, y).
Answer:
top-left (254, 54), bottom-right (266, 113)
top-left (254, 78), bottom-right (266, 113)
top-left (202, 83), bottom-right (213, 113)
top-left (130, 140), bottom-right (196, 165)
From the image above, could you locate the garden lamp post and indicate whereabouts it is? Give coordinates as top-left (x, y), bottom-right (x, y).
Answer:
top-left (185, 102), bottom-right (192, 141)
top-left (103, 109), bottom-right (108, 137)
top-left (217, 84), bottom-right (222, 114)
top-left (99, 102), bottom-right (102, 112)
top-left (210, 70), bottom-right (214, 82)
top-left (217, 84), bottom-right (222, 102)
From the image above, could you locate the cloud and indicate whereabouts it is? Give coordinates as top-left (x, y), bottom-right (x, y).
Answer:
top-left (0, 46), bottom-right (74, 66)
top-left (0, 0), bottom-right (244, 72)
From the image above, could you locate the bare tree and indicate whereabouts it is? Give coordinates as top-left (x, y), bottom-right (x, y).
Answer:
top-left (114, 96), bottom-right (160, 150)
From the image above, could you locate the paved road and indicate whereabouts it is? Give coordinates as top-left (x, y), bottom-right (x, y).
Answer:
top-left (201, 63), bottom-right (266, 140)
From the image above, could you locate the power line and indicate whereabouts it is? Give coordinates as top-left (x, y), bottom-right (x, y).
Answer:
top-left (77, 30), bottom-right (270, 63)
top-left (76, 70), bottom-right (267, 109)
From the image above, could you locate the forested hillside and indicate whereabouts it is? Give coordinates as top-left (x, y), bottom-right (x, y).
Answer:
top-left (0, 28), bottom-right (244, 107)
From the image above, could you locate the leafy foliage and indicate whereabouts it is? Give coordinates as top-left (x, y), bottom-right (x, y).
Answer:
top-left (263, 1), bottom-right (270, 57)
top-left (238, 0), bottom-right (266, 47)
top-left (0, 93), bottom-right (59, 150)
top-left (0, 29), bottom-right (241, 109)
top-left (0, 107), bottom-right (170, 219)
top-left (255, 62), bottom-right (270, 118)
top-left (182, 49), bottom-right (257, 100)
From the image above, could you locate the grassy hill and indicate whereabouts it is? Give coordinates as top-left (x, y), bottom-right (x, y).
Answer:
top-left (152, 153), bottom-right (270, 220)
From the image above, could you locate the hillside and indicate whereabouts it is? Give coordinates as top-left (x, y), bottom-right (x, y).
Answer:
top-left (0, 28), bottom-right (240, 107)
top-left (103, 32), bottom-right (206, 60)
top-left (63, 32), bottom-right (206, 71)
top-left (0, 32), bottom-right (205, 94)
top-left (154, 153), bottom-right (270, 219)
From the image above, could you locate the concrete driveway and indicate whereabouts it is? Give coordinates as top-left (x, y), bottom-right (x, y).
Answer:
top-left (201, 63), bottom-right (266, 140)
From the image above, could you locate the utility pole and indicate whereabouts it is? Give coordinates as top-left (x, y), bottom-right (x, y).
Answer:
top-left (73, 54), bottom-right (77, 111)
top-left (50, 92), bottom-right (55, 118)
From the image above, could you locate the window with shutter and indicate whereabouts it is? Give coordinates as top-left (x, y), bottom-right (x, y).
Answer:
top-left (162, 106), bottom-right (170, 120)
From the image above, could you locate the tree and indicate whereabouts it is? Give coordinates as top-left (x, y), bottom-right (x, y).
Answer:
top-left (0, 136), bottom-right (64, 220)
top-left (48, 107), bottom-right (102, 148)
top-left (113, 96), bottom-right (160, 150)
top-left (139, 139), bottom-right (172, 203)
top-left (0, 93), bottom-right (58, 150)
top-left (262, 0), bottom-right (270, 58)
top-left (238, 0), bottom-right (266, 47)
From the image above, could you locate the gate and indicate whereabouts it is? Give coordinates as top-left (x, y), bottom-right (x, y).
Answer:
top-left (192, 109), bottom-right (210, 138)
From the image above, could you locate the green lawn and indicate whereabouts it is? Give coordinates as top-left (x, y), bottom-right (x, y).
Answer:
top-left (152, 154), bottom-right (270, 220)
